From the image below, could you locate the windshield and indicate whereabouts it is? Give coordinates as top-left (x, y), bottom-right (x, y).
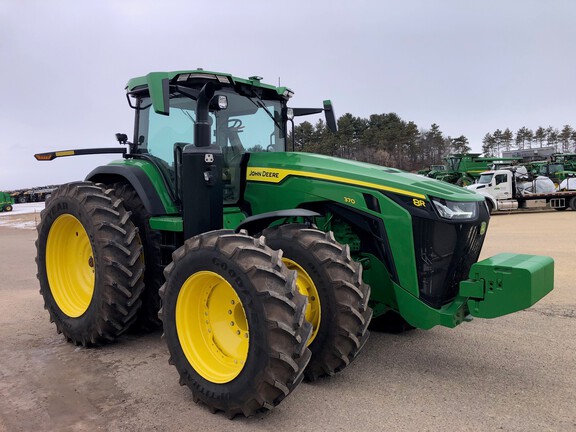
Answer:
top-left (446, 158), bottom-right (460, 171)
top-left (477, 173), bottom-right (494, 184)
top-left (547, 164), bottom-right (563, 175)
top-left (136, 89), bottom-right (286, 167)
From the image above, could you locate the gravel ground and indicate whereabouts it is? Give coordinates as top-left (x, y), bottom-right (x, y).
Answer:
top-left (0, 211), bottom-right (574, 432)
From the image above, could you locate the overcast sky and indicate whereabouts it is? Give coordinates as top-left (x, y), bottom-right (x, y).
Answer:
top-left (1, 0), bottom-right (575, 190)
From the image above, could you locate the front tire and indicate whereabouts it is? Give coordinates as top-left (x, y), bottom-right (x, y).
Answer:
top-left (36, 182), bottom-right (145, 346)
top-left (263, 224), bottom-right (372, 381)
top-left (160, 231), bottom-right (312, 418)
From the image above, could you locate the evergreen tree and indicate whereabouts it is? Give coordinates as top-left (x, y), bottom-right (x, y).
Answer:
top-left (570, 129), bottom-right (576, 152)
top-left (492, 129), bottom-right (503, 156)
top-left (546, 126), bottom-right (559, 152)
top-left (428, 123), bottom-right (445, 162)
top-left (450, 135), bottom-right (471, 154)
top-left (482, 133), bottom-right (495, 156)
top-left (534, 126), bottom-right (546, 148)
top-left (502, 128), bottom-right (513, 151)
top-left (515, 127), bottom-right (533, 149)
top-left (559, 125), bottom-right (573, 153)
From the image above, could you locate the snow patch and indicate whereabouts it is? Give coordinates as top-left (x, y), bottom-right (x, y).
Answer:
top-left (0, 202), bottom-right (44, 229)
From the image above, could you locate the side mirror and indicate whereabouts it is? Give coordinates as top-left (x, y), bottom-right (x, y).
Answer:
top-left (146, 72), bottom-right (171, 115)
top-left (323, 100), bottom-right (338, 133)
top-left (287, 100), bottom-right (338, 133)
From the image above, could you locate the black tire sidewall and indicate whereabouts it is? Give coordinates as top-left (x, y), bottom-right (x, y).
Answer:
top-left (37, 193), bottom-right (107, 339)
top-left (112, 182), bottom-right (164, 331)
top-left (162, 247), bottom-right (272, 400)
top-left (265, 237), bottom-right (338, 357)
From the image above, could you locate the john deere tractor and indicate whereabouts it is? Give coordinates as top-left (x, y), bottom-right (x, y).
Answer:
top-left (35, 69), bottom-right (554, 418)
top-left (0, 191), bottom-right (14, 212)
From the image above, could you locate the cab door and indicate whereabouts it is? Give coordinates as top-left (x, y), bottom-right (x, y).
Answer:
top-left (491, 173), bottom-right (512, 200)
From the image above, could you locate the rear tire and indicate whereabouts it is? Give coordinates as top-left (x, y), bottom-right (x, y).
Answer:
top-left (569, 196), bottom-right (576, 211)
top-left (263, 224), bottom-right (372, 381)
top-left (36, 182), bottom-right (145, 346)
top-left (3, 204), bottom-right (13, 212)
top-left (113, 182), bottom-right (164, 331)
top-left (159, 231), bottom-right (312, 418)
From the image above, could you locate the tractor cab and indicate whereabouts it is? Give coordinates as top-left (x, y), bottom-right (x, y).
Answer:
top-left (125, 70), bottom-right (336, 205)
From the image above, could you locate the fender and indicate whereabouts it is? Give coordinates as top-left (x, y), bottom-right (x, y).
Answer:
top-left (236, 209), bottom-right (320, 235)
top-left (86, 165), bottom-right (170, 215)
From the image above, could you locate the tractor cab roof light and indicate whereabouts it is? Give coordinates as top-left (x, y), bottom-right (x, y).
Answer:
top-left (176, 73), bottom-right (231, 84)
top-left (216, 95), bottom-right (228, 110)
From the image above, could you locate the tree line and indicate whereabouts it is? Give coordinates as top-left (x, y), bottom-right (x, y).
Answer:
top-left (290, 113), bottom-right (471, 172)
top-left (289, 113), bottom-right (576, 171)
top-left (482, 126), bottom-right (576, 156)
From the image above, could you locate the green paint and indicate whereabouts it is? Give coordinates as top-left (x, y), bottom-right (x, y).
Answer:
top-left (149, 216), bottom-right (183, 232)
top-left (107, 158), bottom-right (179, 214)
top-left (223, 207), bottom-right (246, 229)
top-left (465, 253), bottom-right (554, 318)
top-left (246, 152), bottom-right (483, 202)
top-left (359, 253), bottom-right (397, 316)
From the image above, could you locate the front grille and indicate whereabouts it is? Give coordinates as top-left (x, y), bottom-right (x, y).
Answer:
top-left (412, 214), bottom-right (487, 308)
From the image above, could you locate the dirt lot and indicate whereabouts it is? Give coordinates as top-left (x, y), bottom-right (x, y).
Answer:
top-left (0, 212), bottom-right (574, 432)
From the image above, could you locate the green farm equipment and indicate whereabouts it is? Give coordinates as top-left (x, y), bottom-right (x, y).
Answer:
top-left (525, 161), bottom-right (576, 188)
top-left (551, 153), bottom-right (576, 170)
top-left (35, 70), bottom-right (554, 418)
top-left (426, 153), bottom-right (518, 186)
top-left (0, 192), bottom-right (14, 212)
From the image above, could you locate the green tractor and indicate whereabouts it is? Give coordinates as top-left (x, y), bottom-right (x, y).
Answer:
top-left (427, 153), bottom-right (518, 186)
top-left (35, 70), bottom-right (554, 418)
top-left (526, 161), bottom-right (576, 188)
top-left (0, 191), bottom-right (14, 212)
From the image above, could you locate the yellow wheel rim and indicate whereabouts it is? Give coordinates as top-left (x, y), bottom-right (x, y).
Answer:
top-left (176, 271), bottom-right (249, 383)
top-left (283, 258), bottom-right (321, 345)
top-left (46, 214), bottom-right (95, 317)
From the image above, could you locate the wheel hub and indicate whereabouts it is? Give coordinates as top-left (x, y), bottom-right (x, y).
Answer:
top-left (283, 258), bottom-right (321, 345)
top-left (176, 271), bottom-right (249, 383)
top-left (45, 214), bottom-right (95, 318)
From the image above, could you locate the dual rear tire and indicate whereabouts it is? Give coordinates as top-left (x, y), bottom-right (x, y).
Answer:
top-left (36, 182), bottom-right (145, 346)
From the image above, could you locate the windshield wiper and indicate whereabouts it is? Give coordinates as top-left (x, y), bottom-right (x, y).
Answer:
top-left (246, 89), bottom-right (283, 132)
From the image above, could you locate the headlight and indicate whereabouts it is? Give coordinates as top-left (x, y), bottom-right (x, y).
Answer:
top-left (431, 198), bottom-right (478, 220)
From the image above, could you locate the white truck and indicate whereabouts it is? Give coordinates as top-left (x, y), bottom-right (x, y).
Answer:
top-left (467, 168), bottom-right (576, 212)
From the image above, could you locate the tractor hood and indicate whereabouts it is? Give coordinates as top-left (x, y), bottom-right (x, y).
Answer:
top-left (247, 152), bottom-right (483, 203)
